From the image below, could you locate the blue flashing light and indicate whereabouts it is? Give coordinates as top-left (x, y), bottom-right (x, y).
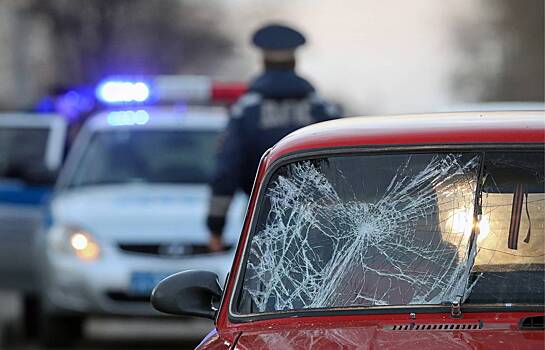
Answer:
top-left (96, 80), bottom-right (150, 104)
top-left (56, 90), bottom-right (95, 120)
top-left (107, 110), bottom-right (150, 126)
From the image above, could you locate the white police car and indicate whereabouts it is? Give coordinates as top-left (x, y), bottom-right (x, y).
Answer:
top-left (35, 80), bottom-right (247, 344)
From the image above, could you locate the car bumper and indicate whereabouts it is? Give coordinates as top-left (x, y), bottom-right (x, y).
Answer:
top-left (41, 248), bottom-right (234, 317)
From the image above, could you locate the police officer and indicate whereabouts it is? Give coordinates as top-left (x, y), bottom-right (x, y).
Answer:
top-left (206, 23), bottom-right (339, 251)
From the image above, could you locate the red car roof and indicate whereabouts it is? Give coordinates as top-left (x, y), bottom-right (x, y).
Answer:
top-left (267, 111), bottom-right (545, 164)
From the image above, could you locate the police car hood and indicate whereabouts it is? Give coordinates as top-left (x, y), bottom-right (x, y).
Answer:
top-left (51, 184), bottom-right (246, 244)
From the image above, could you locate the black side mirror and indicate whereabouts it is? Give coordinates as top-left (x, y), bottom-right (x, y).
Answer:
top-left (151, 270), bottom-right (222, 319)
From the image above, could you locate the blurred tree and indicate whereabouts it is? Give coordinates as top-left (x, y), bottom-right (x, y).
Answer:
top-left (453, 0), bottom-right (544, 102)
top-left (19, 0), bottom-right (233, 85)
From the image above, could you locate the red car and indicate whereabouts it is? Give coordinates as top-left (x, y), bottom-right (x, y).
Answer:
top-left (152, 111), bottom-right (545, 349)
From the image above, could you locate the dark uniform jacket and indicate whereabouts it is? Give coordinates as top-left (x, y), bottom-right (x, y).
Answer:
top-left (207, 68), bottom-right (339, 234)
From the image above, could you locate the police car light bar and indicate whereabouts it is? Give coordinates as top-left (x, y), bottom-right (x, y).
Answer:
top-left (107, 110), bottom-right (150, 126)
top-left (211, 82), bottom-right (247, 103)
top-left (96, 76), bottom-right (246, 105)
top-left (96, 80), bottom-right (151, 104)
top-left (152, 75), bottom-right (246, 104)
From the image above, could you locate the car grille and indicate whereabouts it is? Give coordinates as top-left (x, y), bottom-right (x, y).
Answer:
top-left (117, 243), bottom-right (232, 257)
top-left (384, 322), bottom-right (484, 331)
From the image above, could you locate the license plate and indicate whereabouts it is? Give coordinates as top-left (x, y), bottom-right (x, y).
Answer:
top-left (129, 271), bottom-right (175, 295)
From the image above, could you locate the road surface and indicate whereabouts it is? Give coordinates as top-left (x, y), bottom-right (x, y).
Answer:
top-left (0, 291), bottom-right (213, 350)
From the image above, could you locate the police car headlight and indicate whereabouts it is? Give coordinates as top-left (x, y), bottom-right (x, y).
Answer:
top-left (48, 226), bottom-right (101, 261)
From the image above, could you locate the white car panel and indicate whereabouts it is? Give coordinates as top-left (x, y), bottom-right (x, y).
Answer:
top-left (39, 106), bottom-right (247, 316)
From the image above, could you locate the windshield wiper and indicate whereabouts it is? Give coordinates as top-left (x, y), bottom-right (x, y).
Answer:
top-left (457, 153), bottom-right (487, 305)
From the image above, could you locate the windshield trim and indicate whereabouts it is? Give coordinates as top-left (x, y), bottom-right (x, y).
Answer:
top-left (229, 304), bottom-right (545, 323)
top-left (228, 143), bottom-right (545, 323)
top-left (459, 151), bottom-right (486, 304)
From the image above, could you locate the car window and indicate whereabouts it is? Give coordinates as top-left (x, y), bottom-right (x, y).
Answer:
top-left (66, 129), bottom-right (220, 187)
top-left (236, 150), bottom-right (544, 315)
top-left (0, 127), bottom-right (50, 177)
top-left (467, 151), bottom-right (544, 304)
top-left (237, 152), bottom-right (482, 314)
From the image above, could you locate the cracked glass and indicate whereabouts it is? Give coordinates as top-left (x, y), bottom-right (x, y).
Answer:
top-left (236, 150), bottom-right (545, 314)
top-left (467, 151), bottom-right (544, 304)
top-left (237, 152), bottom-right (483, 313)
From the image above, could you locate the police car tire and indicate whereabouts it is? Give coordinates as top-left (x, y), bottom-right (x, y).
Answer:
top-left (39, 314), bottom-right (84, 348)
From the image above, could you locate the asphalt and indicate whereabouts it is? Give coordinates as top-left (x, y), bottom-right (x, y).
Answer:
top-left (0, 291), bottom-right (213, 350)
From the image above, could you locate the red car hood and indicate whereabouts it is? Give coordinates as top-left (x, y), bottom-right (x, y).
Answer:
top-left (226, 313), bottom-right (544, 350)
top-left (234, 324), bottom-right (542, 350)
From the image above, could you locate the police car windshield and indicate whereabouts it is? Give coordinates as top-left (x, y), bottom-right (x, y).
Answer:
top-left (67, 129), bottom-right (219, 187)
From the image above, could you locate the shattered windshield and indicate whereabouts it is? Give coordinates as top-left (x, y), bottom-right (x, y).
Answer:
top-left (236, 150), bottom-right (544, 315)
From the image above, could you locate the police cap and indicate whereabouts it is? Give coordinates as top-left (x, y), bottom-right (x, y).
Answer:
top-left (252, 24), bottom-right (306, 50)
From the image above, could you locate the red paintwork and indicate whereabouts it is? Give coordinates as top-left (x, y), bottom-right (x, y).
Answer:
top-left (266, 111), bottom-right (545, 165)
top-left (203, 312), bottom-right (545, 349)
top-left (205, 111), bottom-right (545, 350)
top-left (235, 323), bottom-right (544, 350)
top-left (211, 83), bottom-right (247, 104)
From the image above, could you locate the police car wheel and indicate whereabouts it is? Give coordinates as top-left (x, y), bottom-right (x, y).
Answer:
top-left (39, 314), bottom-right (84, 348)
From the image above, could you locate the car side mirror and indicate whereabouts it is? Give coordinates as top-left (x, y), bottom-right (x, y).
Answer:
top-left (151, 270), bottom-right (222, 319)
